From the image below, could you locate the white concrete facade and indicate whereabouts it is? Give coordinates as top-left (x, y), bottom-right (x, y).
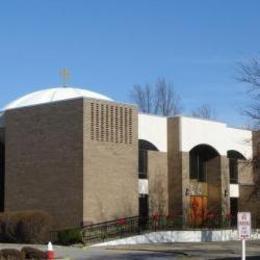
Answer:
top-left (138, 113), bottom-right (167, 152)
top-left (138, 114), bottom-right (252, 159)
top-left (179, 116), bottom-right (252, 159)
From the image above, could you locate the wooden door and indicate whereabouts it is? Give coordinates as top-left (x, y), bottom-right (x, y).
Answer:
top-left (190, 196), bottom-right (207, 226)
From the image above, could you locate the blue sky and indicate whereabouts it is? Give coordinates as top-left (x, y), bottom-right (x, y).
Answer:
top-left (0, 0), bottom-right (259, 127)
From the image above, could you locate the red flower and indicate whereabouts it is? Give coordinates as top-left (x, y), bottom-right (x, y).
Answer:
top-left (152, 212), bottom-right (160, 221)
top-left (117, 218), bottom-right (126, 225)
top-left (206, 212), bottom-right (215, 220)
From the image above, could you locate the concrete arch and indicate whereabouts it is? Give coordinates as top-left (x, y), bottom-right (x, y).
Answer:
top-left (138, 139), bottom-right (159, 152)
top-left (138, 139), bottom-right (159, 179)
top-left (138, 139), bottom-right (160, 223)
top-left (227, 150), bottom-right (246, 160)
top-left (227, 150), bottom-right (246, 185)
top-left (189, 143), bottom-right (220, 157)
top-left (189, 144), bottom-right (220, 182)
top-left (189, 143), bottom-right (223, 226)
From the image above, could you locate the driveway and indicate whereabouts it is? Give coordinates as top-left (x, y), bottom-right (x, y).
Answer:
top-left (0, 240), bottom-right (260, 259)
top-left (0, 243), bottom-right (181, 259)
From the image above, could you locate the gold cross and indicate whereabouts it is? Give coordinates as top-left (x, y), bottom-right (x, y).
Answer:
top-left (60, 68), bottom-right (70, 87)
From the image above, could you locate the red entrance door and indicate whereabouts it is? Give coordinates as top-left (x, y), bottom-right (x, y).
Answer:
top-left (190, 196), bottom-right (207, 226)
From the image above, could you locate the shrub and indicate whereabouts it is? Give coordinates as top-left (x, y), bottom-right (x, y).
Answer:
top-left (0, 210), bottom-right (53, 244)
top-left (21, 246), bottom-right (47, 259)
top-left (0, 248), bottom-right (23, 259)
top-left (57, 228), bottom-right (82, 245)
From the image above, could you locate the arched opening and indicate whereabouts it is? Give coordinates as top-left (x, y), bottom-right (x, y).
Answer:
top-left (138, 140), bottom-right (159, 226)
top-left (189, 144), bottom-right (220, 226)
top-left (227, 150), bottom-right (246, 184)
top-left (227, 150), bottom-right (246, 227)
top-left (189, 144), bottom-right (219, 182)
top-left (138, 139), bottom-right (159, 179)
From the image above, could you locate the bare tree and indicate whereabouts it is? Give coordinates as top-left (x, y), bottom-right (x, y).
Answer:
top-left (130, 84), bottom-right (153, 113)
top-left (130, 78), bottom-right (182, 116)
top-left (237, 58), bottom-right (260, 129)
top-left (192, 104), bottom-right (216, 120)
top-left (154, 78), bottom-right (182, 116)
top-left (237, 58), bottom-right (260, 202)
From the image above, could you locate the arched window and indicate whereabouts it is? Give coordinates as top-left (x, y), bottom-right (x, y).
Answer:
top-left (189, 144), bottom-right (219, 182)
top-left (138, 139), bottom-right (159, 178)
top-left (227, 150), bottom-right (246, 184)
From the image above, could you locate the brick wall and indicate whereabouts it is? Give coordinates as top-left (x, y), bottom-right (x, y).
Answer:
top-left (239, 130), bottom-right (260, 225)
top-left (5, 99), bottom-right (84, 229)
top-left (239, 185), bottom-right (260, 226)
top-left (238, 160), bottom-right (254, 185)
top-left (147, 150), bottom-right (168, 216)
top-left (220, 156), bottom-right (230, 217)
top-left (83, 99), bottom-right (139, 224)
top-left (167, 117), bottom-right (183, 216)
top-left (207, 156), bottom-right (222, 215)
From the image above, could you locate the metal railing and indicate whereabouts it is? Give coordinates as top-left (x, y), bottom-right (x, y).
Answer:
top-left (82, 216), bottom-right (140, 244)
top-left (81, 214), bottom-right (237, 244)
top-left (50, 213), bottom-right (260, 245)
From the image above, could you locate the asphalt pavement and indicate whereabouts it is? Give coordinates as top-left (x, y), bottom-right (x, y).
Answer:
top-left (0, 240), bottom-right (260, 259)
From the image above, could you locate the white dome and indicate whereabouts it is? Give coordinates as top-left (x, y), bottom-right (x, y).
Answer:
top-left (4, 87), bottom-right (113, 110)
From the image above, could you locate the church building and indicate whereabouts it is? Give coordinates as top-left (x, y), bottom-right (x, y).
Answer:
top-left (0, 86), bottom-right (259, 230)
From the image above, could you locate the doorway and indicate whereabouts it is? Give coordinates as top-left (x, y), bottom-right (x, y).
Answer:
top-left (190, 196), bottom-right (207, 226)
top-left (230, 198), bottom-right (238, 227)
top-left (139, 194), bottom-right (149, 228)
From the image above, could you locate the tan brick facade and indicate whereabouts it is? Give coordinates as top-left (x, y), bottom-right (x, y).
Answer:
top-left (5, 99), bottom-right (84, 229)
top-left (83, 99), bottom-right (138, 224)
top-left (147, 150), bottom-right (168, 216)
top-left (167, 117), bottom-right (183, 217)
top-left (166, 117), bottom-right (230, 225)
top-left (4, 98), bottom-right (139, 229)
top-left (207, 156), bottom-right (222, 215)
top-left (220, 156), bottom-right (230, 217)
top-left (2, 95), bottom-right (260, 230)
top-left (238, 131), bottom-right (260, 225)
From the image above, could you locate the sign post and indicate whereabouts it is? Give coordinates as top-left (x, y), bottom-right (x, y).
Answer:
top-left (237, 212), bottom-right (251, 260)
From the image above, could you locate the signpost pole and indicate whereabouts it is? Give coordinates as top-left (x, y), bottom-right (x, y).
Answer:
top-left (237, 212), bottom-right (251, 260)
top-left (242, 239), bottom-right (245, 260)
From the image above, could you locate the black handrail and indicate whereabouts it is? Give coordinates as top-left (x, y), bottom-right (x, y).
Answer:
top-left (50, 213), bottom-right (259, 245)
